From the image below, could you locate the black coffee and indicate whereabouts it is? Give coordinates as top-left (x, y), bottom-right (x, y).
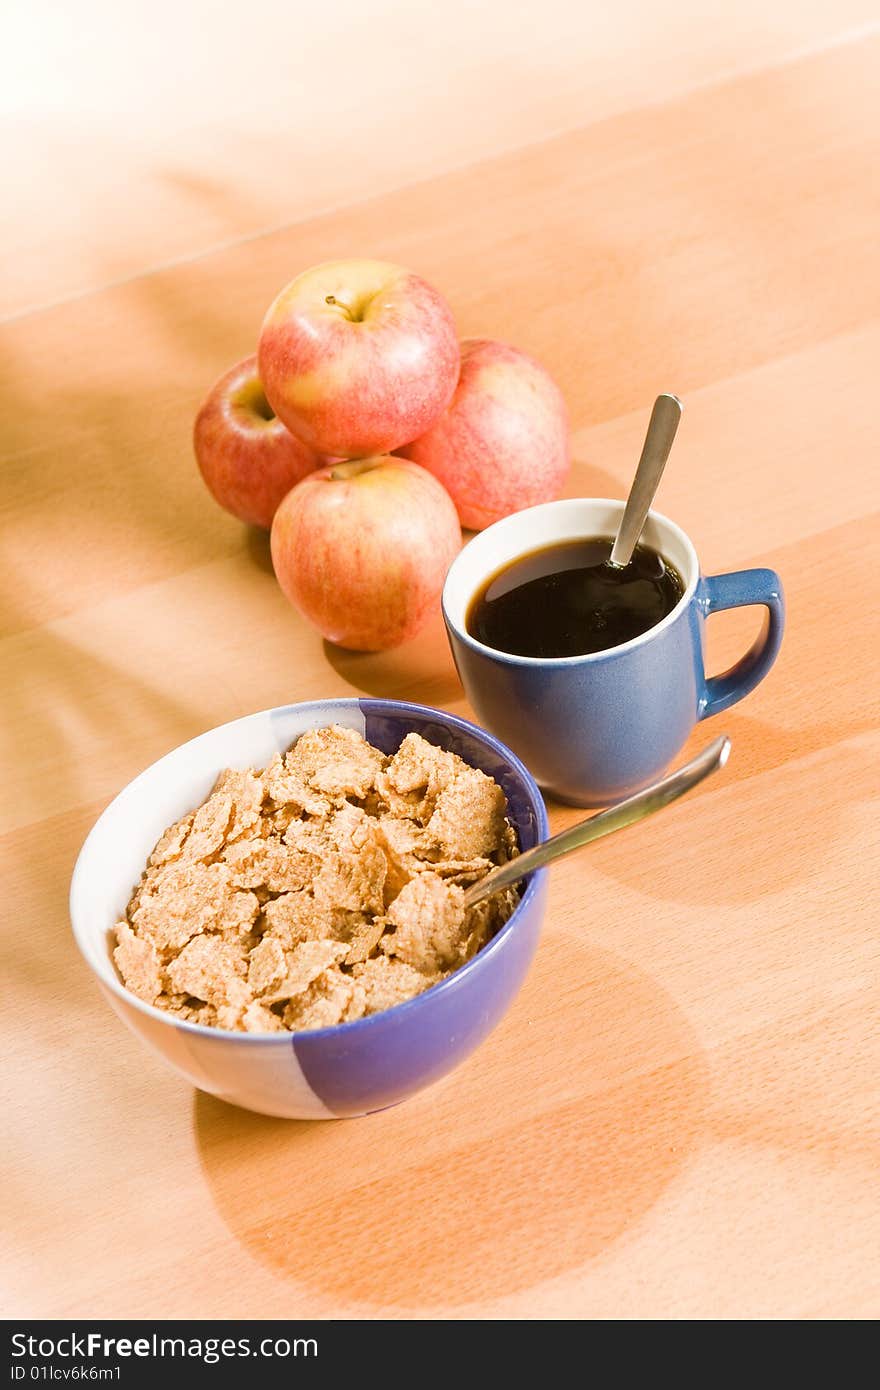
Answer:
top-left (466, 536), bottom-right (684, 658)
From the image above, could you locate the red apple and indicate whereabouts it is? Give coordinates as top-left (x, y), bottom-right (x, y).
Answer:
top-left (270, 457), bottom-right (461, 651)
top-left (397, 337), bottom-right (569, 530)
top-left (257, 260), bottom-right (459, 458)
top-left (194, 355), bottom-right (327, 529)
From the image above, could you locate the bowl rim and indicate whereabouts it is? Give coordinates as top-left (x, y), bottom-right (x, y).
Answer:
top-left (69, 696), bottom-right (549, 1044)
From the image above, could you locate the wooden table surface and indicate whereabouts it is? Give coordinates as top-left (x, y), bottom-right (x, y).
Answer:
top-left (3, 16), bottom-right (879, 1320)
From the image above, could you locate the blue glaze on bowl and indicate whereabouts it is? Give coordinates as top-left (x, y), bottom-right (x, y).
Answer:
top-left (291, 700), bottom-right (548, 1116)
top-left (292, 877), bottom-right (548, 1116)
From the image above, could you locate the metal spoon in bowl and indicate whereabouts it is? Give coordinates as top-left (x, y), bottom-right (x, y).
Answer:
top-left (607, 392), bottom-right (683, 569)
top-left (463, 734), bottom-right (730, 910)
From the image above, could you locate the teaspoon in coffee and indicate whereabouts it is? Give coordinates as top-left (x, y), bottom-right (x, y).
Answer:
top-left (462, 734), bottom-right (730, 910)
top-left (608, 392), bottom-right (683, 569)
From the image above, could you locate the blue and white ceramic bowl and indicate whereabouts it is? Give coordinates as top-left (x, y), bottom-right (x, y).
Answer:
top-left (70, 699), bottom-right (549, 1119)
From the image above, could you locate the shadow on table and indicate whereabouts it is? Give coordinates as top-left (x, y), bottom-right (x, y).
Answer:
top-left (244, 525), bottom-right (274, 575)
top-left (321, 623), bottom-right (462, 709)
top-left (194, 939), bottom-right (708, 1311)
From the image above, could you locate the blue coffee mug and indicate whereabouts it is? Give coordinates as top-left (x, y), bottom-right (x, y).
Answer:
top-left (442, 498), bottom-right (784, 805)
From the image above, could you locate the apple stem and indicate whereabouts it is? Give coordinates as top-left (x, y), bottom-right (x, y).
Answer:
top-left (330, 458), bottom-right (383, 481)
top-left (325, 293), bottom-right (354, 321)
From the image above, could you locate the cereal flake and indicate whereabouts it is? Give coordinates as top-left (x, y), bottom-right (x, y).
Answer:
top-left (113, 725), bottom-right (521, 1034)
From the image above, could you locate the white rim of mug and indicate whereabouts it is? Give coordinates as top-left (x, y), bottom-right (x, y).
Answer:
top-left (441, 498), bottom-right (701, 667)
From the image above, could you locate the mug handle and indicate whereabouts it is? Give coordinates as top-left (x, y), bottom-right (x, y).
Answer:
top-left (697, 568), bottom-right (785, 718)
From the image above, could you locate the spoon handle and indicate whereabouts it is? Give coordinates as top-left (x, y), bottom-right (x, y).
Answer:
top-left (462, 734), bottom-right (730, 909)
top-left (609, 392), bottom-right (683, 568)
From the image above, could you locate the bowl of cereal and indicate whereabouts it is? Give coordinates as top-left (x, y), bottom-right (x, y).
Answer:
top-left (70, 699), bottom-right (548, 1118)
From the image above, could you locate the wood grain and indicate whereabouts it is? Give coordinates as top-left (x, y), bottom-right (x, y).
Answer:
top-left (2, 22), bottom-right (878, 1320)
top-left (4, 0), bottom-right (877, 318)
